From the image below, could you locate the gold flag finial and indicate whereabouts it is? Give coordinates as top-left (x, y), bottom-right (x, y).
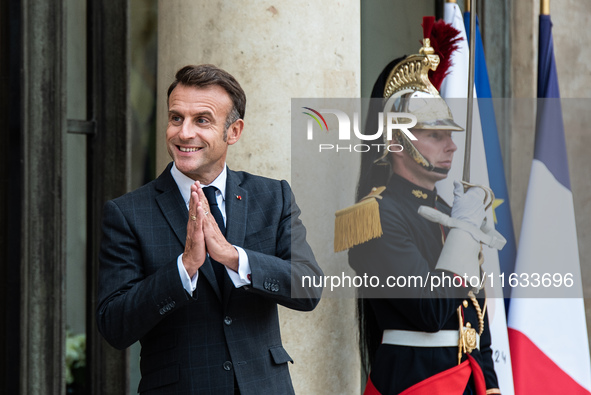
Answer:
top-left (541, 0), bottom-right (550, 15)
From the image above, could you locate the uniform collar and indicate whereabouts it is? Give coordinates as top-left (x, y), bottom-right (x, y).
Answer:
top-left (388, 172), bottom-right (438, 207)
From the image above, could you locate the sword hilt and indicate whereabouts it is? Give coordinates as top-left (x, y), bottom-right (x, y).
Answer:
top-left (460, 181), bottom-right (495, 211)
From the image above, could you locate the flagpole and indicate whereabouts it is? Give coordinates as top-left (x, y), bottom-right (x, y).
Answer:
top-left (463, 0), bottom-right (477, 182)
top-left (541, 0), bottom-right (550, 15)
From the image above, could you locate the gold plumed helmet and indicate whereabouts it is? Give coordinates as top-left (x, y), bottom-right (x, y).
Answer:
top-left (378, 16), bottom-right (463, 174)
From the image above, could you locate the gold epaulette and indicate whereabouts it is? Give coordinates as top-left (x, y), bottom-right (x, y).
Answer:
top-left (334, 186), bottom-right (386, 252)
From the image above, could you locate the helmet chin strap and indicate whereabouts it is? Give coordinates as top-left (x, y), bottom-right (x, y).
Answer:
top-left (396, 133), bottom-right (451, 176)
top-left (431, 166), bottom-right (450, 175)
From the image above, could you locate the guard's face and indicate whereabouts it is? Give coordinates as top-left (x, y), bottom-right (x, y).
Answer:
top-left (405, 129), bottom-right (457, 185)
top-left (166, 84), bottom-right (243, 183)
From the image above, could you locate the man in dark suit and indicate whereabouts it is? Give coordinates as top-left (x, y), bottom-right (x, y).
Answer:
top-left (97, 64), bottom-right (323, 394)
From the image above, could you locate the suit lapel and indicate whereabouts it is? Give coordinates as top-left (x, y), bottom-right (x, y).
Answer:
top-left (225, 169), bottom-right (248, 247)
top-left (155, 163), bottom-right (222, 300)
top-left (154, 169), bottom-right (188, 247)
top-left (223, 169), bottom-right (248, 306)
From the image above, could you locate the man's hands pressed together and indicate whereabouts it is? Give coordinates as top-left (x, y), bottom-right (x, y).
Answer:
top-left (183, 181), bottom-right (207, 277)
top-left (183, 181), bottom-right (239, 278)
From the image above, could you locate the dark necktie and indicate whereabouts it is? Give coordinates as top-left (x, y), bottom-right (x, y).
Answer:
top-left (202, 186), bottom-right (226, 290)
top-left (202, 186), bottom-right (226, 235)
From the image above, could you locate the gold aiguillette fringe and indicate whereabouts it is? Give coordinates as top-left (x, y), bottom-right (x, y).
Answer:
top-left (334, 186), bottom-right (386, 252)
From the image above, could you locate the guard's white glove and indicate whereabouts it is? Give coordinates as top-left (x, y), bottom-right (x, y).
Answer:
top-left (451, 181), bottom-right (486, 230)
top-left (430, 181), bottom-right (486, 281)
top-left (418, 181), bottom-right (506, 283)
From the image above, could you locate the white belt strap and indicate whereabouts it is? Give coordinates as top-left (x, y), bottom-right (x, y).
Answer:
top-left (382, 329), bottom-right (480, 350)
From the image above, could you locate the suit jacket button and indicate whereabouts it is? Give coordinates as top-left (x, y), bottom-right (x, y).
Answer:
top-left (159, 308), bottom-right (165, 315)
top-left (223, 361), bottom-right (233, 371)
top-left (224, 316), bottom-right (232, 326)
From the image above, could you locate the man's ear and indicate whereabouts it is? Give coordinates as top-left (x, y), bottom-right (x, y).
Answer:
top-left (390, 140), bottom-right (405, 158)
top-left (391, 150), bottom-right (404, 158)
top-left (226, 119), bottom-right (244, 145)
top-left (389, 147), bottom-right (405, 167)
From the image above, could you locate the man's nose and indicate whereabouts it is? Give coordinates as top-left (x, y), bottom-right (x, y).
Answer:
top-left (446, 135), bottom-right (458, 152)
top-left (179, 121), bottom-right (197, 139)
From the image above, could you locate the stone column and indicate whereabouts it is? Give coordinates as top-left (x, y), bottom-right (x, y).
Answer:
top-left (156, 1), bottom-right (361, 393)
top-left (18, 0), bottom-right (67, 393)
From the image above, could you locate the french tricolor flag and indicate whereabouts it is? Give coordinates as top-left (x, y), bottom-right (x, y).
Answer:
top-left (507, 12), bottom-right (591, 394)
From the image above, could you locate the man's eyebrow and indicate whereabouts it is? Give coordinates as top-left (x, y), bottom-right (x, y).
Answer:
top-left (168, 110), bottom-right (214, 118)
top-left (193, 110), bottom-right (214, 118)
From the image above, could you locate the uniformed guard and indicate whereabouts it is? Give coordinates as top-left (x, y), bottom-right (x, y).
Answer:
top-left (336, 16), bottom-right (502, 395)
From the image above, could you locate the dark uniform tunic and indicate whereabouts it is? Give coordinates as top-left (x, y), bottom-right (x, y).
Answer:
top-left (349, 173), bottom-right (499, 394)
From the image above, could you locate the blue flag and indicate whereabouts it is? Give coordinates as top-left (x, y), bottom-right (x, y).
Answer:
top-left (536, 15), bottom-right (570, 186)
top-left (464, 12), bottom-right (517, 301)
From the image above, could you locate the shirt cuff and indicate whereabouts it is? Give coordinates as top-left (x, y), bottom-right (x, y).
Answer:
top-left (226, 246), bottom-right (252, 288)
top-left (177, 254), bottom-right (198, 294)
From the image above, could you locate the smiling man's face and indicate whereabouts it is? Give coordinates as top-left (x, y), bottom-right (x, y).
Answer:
top-left (166, 83), bottom-right (243, 184)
